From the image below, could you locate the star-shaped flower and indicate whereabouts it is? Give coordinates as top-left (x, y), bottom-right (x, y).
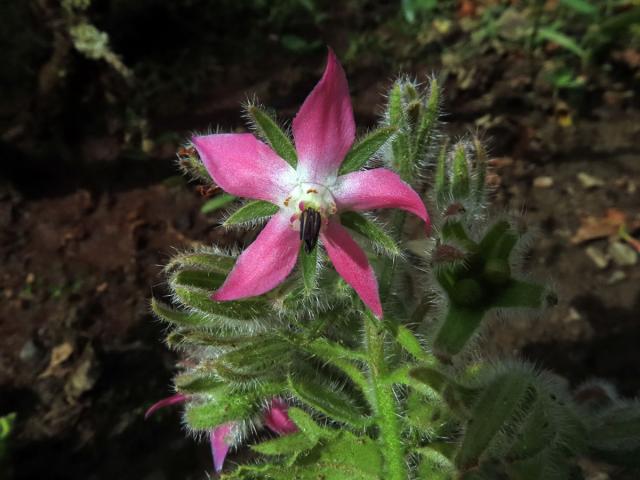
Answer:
top-left (192, 49), bottom-right (429, 317)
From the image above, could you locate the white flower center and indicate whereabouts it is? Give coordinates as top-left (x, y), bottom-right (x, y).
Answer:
top-left (283, 182), bottom-right (337, 231)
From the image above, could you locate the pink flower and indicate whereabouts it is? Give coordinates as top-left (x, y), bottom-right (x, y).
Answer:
top-left (145, 395), bottom-right (297, 474)
top-left (192, 49), bottom-right (429, 318)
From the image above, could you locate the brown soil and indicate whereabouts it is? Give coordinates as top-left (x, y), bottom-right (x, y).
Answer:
top-left (1, 18), bottom-right (639, 480)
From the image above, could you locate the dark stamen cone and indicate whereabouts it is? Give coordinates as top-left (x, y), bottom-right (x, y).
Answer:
top-left (300, 208), bottom-right (322, 253)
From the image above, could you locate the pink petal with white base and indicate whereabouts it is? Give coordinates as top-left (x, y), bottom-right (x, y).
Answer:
top-left (292, 49), bottom-right (356, 183)
top-left (192, 133), bottom-right (295, 203)
top-left (212, 213), bottom-right (300, 301)
top-left (321, 220), bottom-right (383, 318)
top-left (334, 168), bottom-right (431, 231)
top-left (211, 423), bottom-right (234, 473)
top-left (263, 398), bottom-right (298, 435)
top-left (144, 393), bottom-right (188, 419)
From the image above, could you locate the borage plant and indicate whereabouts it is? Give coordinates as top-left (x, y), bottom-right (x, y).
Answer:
top-left (148, 50), bottom-right (640, 479)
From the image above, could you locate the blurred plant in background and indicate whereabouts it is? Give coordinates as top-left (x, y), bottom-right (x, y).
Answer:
top-left (0, 413), bottom-right (16, 478)
top-left (150, 51), bottom-right (640, 479)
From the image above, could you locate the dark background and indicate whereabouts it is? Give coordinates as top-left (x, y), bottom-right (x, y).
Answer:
top-left (1, 1), bottom-right (639, 478)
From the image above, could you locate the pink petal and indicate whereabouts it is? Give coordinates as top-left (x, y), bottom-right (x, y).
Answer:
top-left (263, 398), bottom-right (298, 435)
top-left (212, 213), bottom-right (300, 301)
top-left (321, 220), bottom-right (383, 318)
top-left (334, 168), bottom-right (431, 232)
top-left (192, 133), bottom-right (295, 203)
top-left (211, 423), bottom-right (234, 473)
top-left (144, 393), bottom-right (188, 419)
top-left (292, 48), bottom-right (356, 183)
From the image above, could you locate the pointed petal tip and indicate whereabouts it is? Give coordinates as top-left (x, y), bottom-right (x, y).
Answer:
top-left (144, 393), bottom-right (188, 420)
top-left (292, 46), bottom-right (355, 182)
top-left (211, 423), bottom-right (234, 474)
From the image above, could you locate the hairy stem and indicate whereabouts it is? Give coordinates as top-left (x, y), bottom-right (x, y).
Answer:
top-left (364, 312), bottom-right (406, 480)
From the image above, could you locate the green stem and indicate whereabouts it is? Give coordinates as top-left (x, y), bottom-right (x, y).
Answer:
top-left (364, 312), bottom-right (406, 480)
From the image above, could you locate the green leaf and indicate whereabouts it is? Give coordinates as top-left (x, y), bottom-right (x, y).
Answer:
top-left (538, 27), bottom-right (588, 61)
top-left (304, 338), bottom-right (371, 404)
top-left (235, 430), bottom-right (383, 479)
top-left (173, 286), bottom-right (272, 331)
top-left (219, 336), bottom-right (292, 374)
top-left (589, 401), bottom-right (640, 466)
top-left (171, 269), bottom-right (226, 290)
top-left (247, 105), bottom-right (298, 167)
top-left (288, 374), bottom-right (370, 428)
top-left (300, 245), bottom-right (318, 293)
top-left (166, 250), bottom-right (235, 273)
top-left (224, 200), bottom-right (280, 226)
top-left (201, 193), bottom-right (236, 214)
top-left (391, 324), bottom-right (429, 361)
top-left (151, 299), bottom-right (216, 328)
top-left (456, 372), bottom-right (537, 469)
top-left (287, 407), bottom-right (334, 442)
top-left (340, 127), bottom-right (397, 175)
top-left (340, 211), bottom-right (401, 257)
top-left (559, 0), bottom-right (597, 16)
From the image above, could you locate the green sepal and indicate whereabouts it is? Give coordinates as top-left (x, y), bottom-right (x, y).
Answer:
top-left (185, 391), bottom-right (255, 430)
top-left (435, 142), bottom-right (449, 204)
top-left (252, 431), bottom-right (317, 457)
top-left (247, 105), bottom-right (298, 167)
top-left (300, 244), bottom-right (318, 293)
top-left (201, 193), bottom-right (236, 214)
top-left (288, 374), bottom-right (370, 428)
top-left (472, 136), bottom-right (488, 204)
top-left (456, 371), bottom-right (537, 470)
top-left (339, 126), bottom-right (397, 175)
top-left (387, 324), bottom-right (429, 362)
top-left (174, 373), bottom-right (223, 394)
top-left (479, 221), bottom-right (518, 261)
top-left (433, 304), bottom-right (486, 357)
top-left (493, 280), bottom-right (549, 309)
top-left (340, 211), bottom-right (401, 257)
top-left (387, 82), bottom-right (403, 126)
top-left (224, 200), bottom-right (280, 226)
